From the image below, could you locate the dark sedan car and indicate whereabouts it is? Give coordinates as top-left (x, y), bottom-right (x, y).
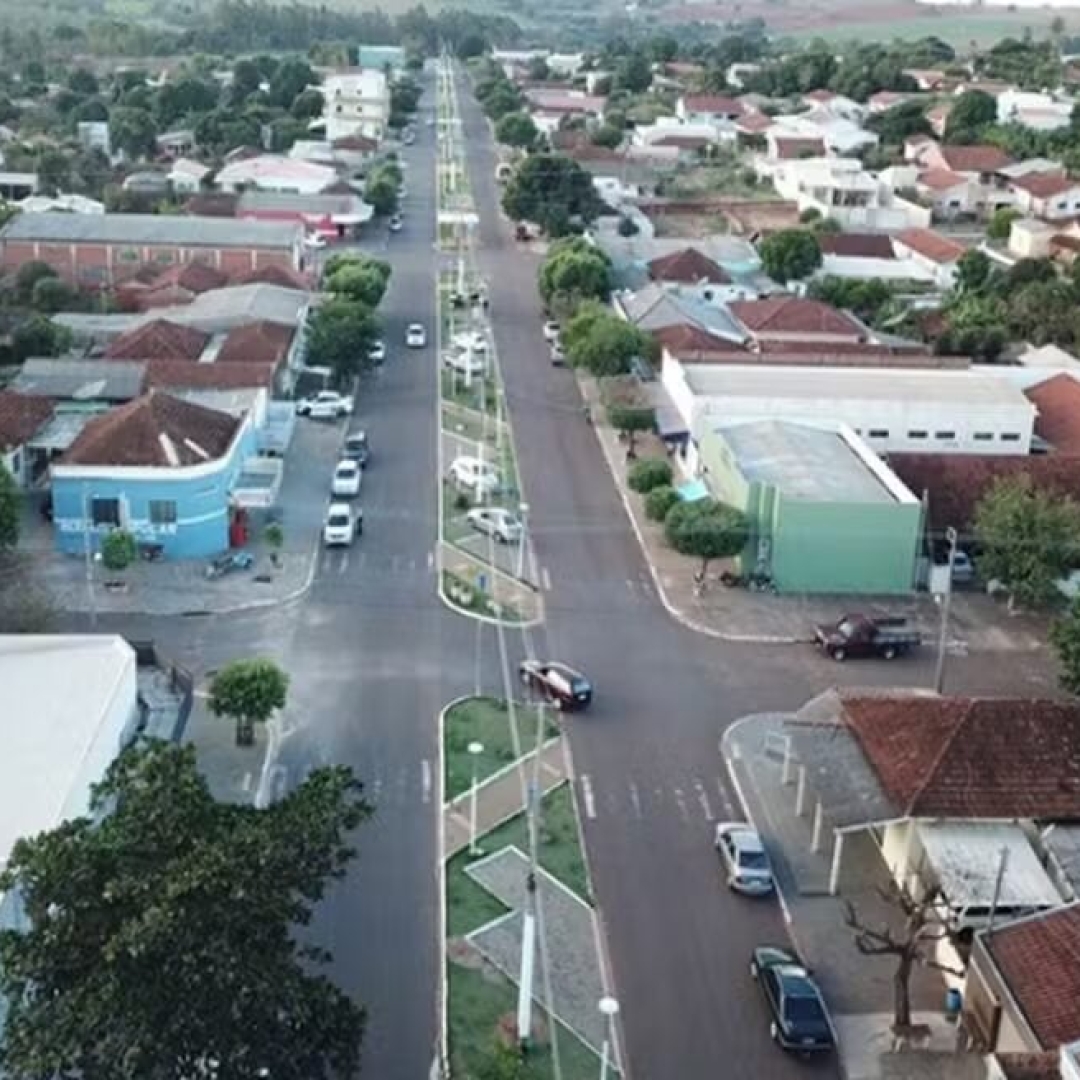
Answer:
top-left (750, 946), bottom-right (835, 1054)
top-left (519, 660), bottom-right (592, 711)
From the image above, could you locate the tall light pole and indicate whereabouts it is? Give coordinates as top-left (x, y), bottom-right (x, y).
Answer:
top-left (934, 525), bottom-right (958, 695)
top-left (516, 501), bottom-right (530, 580)
top-left (467, 740), bottom-right (484, 856)
top-left (598, 996), bottom-right (620, 1080)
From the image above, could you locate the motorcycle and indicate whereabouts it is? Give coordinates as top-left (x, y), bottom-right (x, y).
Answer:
top-left (205, 550), bottom-right (255, 580)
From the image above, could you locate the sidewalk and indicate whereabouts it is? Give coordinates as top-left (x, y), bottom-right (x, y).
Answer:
top-left (443, 738), bottom-right (569, 857)
top-left (581, 376), bottom-right (1049, 652)
top-left (17, 416), bottom-right (341, 617)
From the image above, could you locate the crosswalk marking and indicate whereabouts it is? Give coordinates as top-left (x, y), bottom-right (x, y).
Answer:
top-left (694, 779), bottom-right (714, 822)
top-left (574, 773), bottom-right (742, 828)
top-left (580, 773), bottom-right (597, 819)
top-left (421, 759), bottom-right (432, 804)
top-left (628, 781), bottom-right (643, 819)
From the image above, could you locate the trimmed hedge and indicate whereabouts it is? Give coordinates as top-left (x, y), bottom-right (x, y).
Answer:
top-left (645, 484), bottom-right (680, 522)
top-left (628, 457), bottom-right (672, 494)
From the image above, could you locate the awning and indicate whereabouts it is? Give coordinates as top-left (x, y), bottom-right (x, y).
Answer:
top-left (677, 479), bottom-right (709, 502)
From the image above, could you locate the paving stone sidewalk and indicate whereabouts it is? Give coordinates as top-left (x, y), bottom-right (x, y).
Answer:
top-left (466, 845), bottom-right (606, 1053)
top-left (580, 376), bottom-right (1049, 653)
top-left (443, 739), bottom-right (568, 856)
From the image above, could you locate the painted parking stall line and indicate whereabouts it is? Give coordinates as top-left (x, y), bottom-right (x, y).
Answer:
top-left (579, 774), bottom-right (597, 820)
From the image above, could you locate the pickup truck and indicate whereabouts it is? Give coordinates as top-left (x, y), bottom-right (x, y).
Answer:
top-left (814, 614), bottom-right (921, 662)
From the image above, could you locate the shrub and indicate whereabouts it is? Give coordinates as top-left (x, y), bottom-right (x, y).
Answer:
top-left (645, 484), bottom-right (680, 522)
top-left (100, 529), bottom-right (137, 571)
top-left (628, 458), bottom-right (672, 494)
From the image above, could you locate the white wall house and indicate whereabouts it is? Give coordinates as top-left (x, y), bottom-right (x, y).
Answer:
top-left (215, 155), bottom-right (337, 195)
top-left (321, 69), bottom-right (389, 143)
top-left (997, 89), bottom-right (1072, 132)
top-left (1010, 173), bottom-right (1080, 222)
top-left (660, 354), bottom-right (1036, 465)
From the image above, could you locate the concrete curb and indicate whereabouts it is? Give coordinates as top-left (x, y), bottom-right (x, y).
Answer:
top-left (583, 378), bottom-right (799, 646)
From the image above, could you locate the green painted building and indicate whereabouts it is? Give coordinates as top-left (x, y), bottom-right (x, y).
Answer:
top-left (697, 420), bottom-right (922, 595)
top-left (355, 45), bottom-right (407, 73)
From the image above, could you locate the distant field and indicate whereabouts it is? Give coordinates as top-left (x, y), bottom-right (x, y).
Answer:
top-left (782, 11), bottom-right (1079, 45)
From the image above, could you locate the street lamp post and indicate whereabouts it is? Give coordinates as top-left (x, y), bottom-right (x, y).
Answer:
top-left (933, 525), bottom-right (958, 695)
top-left (467, 740), bottom-right (484, 856)
top-left (598, 996), bottom-right (620, 1080)
top-left (516, 501), bottom-right (530, 580)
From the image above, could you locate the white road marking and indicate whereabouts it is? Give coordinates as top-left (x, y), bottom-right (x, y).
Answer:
top-left (427, 550), bottom-right (435, 570)
top-left (625, 578), bottom-right (634, 592)
top-left (372, 776), bottom-right (384, 801)
top-left (716, 775), bottom-right (736, 817)
top-left (541, 566), bottom-right (552, 592)
top-left (421, 759), bottom-right (432, 803)
top-left (628, 781), bottom-right (643, 819)
top-left (580, 774), bottom-right (597, 820)
top-left (673, 787), bottom-right (690, 822)
top-left (338, 550), bottom-right (350, 574)
top-left (694, 779), bottom-right (714, 821)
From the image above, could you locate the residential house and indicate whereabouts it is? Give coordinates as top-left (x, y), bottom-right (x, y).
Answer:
top-left (1010, 217), bottom-right (1057, 260)
top-left (997, 89), bottom-right (1073, 133)
top-left (0, 391), bottom-right (55, 488)
top-left (156, 129), bottom-right (196, 158)
top-left (168, 158), bottom-right (210, 194)
top-left (867, 90), bottom-right (922, 113)
top-left (321, 69), bottom-right (390, 143)
top-left (912, 142), bottom-right (1016, 212)
top-left (353, 44), bottom-right (406, 73)
top-left (915, 167), bottom-right (982, 219)
top-left (768, 106), bottom-right (878, 155)
top-left (50, 391), bottom-right (263, 558)
top-left (696, 419), bottom-right (922, 593)
top-left (928, 102), bottom-right (953, 137)
top-left (121, 171), bottom-right (171, 197)
top-left (105, 318), bottom-right (210, 362)
top-left (523, 88), bottom-right (605, 123)
top-left (892, 227), bottom-right (967, 288)
top-left (215, 155), bottom-right (338, 195)
top-left (646, 247), bottom-right (748, 305)
top-left (675, 94), bottom-right (745, 125)
top-left (235, 190), bottom-right (373, 239)
top-left (614, 282), bottom-right (748, 347)
top-left (77, 120), bottom-right (111, 156)
top-left (18, 193), bottom-right (104, 215)
top-left (817, 232), bottom-right (936, 283)
top-left (0, 212), bottom-right (305, 287)
top-left (764, 132), bottom-right (827, 162)
top-left (1025, 373), bottom-right (1080, 454)
top-left (801, 89), bottom-right (866, 121)
top-left (728, 296), bottom-right (873, 349)
top-left (115, 261), bottom-right (229, 312)
top-left (1010, 173), bottom-right (1080, 223)
top-left (0, 172), bottom-right (38, 200)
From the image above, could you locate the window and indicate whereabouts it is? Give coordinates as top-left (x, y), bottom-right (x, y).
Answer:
top-left (1000, 433), bottom-right (1021, 442)
top-left (867, 429), bottom-right (889, 439)
top-left (908, 430), bottom-right (928, 440)
top-left (935, 431), bottom-right (956, 440)
top-left (91, 497), bottom-right (121, 527)
top-left (974, 432), bottom-right (993, 441)
top-left (148, 499), bottom-right (177, 526)
top-left (117, 247), bottom-right (140, 262)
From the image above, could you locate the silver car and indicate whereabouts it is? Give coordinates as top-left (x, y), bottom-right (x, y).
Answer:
top-left (715, 822), bottom-right (774, 896)
top-left (466, 507), bottom-right (522, 544)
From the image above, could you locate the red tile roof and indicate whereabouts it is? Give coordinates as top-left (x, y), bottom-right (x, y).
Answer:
top-left (62, 390), bottom-right (239, 467)
top-left (149, 261), bottom-right (228, 294)
top-left (647, 247), bottom-right (731, 284)
top-left (737, 112), bottom-right (773, 134)
top-left (332, 134), bottom-right (377, 153)
top-left (653, 323), bottom-right (744, 355)
top-left (729, 296), bottom-right (865, 338)
top-left (1026, 374), bottom-right (1080, 454)
top-left (1011, 172), bottom-right (1080, 199)
top-left (231, 263), bottom-right (309, 290)
top-left (982, 904), bottom-right (1080, 1049)
top-left (995, 1053), bottom-right (1065, 1080)
top-left (772, 136), bottom-right (826, 160)
top-left (0, 391), bottom-right (54, 451)
top-left (144, 360), bottom-right (276, 391)
top-left (841, 693), bottom-right (1080, 820)
top-left (105, 319), bottom-right (210, 362)
top-left (895, 227), bottom-right (966, 264)
top-left (804, 89), bottom-right (837, 103)
top-left (817, 233), bottom-right (897, 259)
top-left (651, 134), bottom-right (712, 150)
top-left (681, 93), bottom-right (744, 116)
top-left (918, 168), bottom-right (968, 191)
top-left (215, 321), bottom-right (293, 366)
top-left (937, 144), bottom-right (1013, 173)
top-left (184, 193), bottom-right (239, 218)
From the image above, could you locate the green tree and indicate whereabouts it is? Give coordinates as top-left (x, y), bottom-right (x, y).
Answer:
top-left (12, 315), bottom-right (71, 361)
top-left (100, 528), bottom-right (138, 572)
top-left (1051, 597), bottom-right (1080, 695)
top-left (664, 499), bottom-right (750, 578)
top-left (364, 169), bottom-right (399, 216)
top-left (867, 99), bottom-right (931, 144)
top-left (154, 76), bottom-right (218, 128)
top-left (645, 484), bottom-right (680, 522)
top-left (306, 298), bottom-right (380, 387)
top-left (591, 123), bottom-right (624, 150)
top-left (269, 58), bottom-right (316, 109)
top-left (0, 740), bottom-right (367, 1080)
top-left (986, 207), bottom-right (1021, 241)
top-left (209, 657), bottom-right (289, 746)
top-left (539, 237), bottom-right (612, 309)
top-left (955, 248), bottom-right (991, 292)
top-left (974, 475), bottom-right (1080, 609)
top-left (614, 50), bottom-right (652, 92)
top-left (15, 260), bottom-right (57, 302)
top-left (628, 457), bottom-right (671, 493)
top-left (327, 258), bottom-right (392, 307)
top-left (758, 229), bottom-right (822, 284)
top-left (230, 57), bottom-right (263, 103)
top-left (0, 462), bottom-right (19, 550)
top-left (502, 153), bottom-right (602, 237)
top-left (67, 68), bottom-right (99, 95)
top-left (495, 111), bottom-right (538, 149)
top-left (944, 89), bottom-right (997, 141)
top-left (563, 302), bottom-right (650, 377)
top-left (30, 277), bottom-right (74, 314)
top-left (109, 105), bottom-right (157, 158)
top-left (35, 149), bottom-right (71, 193)
top-left (602, 373), bottom-right (656, 454)
top-left (291, 87), bottom-right (325, 120)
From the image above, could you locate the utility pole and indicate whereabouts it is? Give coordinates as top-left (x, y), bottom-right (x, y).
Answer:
top-left (933, 526), bottom-right (958, 695)
top-left (82, 482), bottom-right (97, 630)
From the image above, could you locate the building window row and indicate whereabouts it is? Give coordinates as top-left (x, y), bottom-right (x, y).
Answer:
top-left (857, 429), bottom-right (1018, 443)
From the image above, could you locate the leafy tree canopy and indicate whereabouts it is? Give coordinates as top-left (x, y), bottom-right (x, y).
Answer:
top-left (306, 298), bottom-right (380, 388)
top-left (758, 228), bottom-right (822, 284)
top-left (563, 302), bottom-right (649, 376)
top-left (502, 153), bottom-right (603, 237)
top-left (538, 236), bottom-right (612, 309)
top-left (495, 111), bottom-right (538, 150)
top-left (327, 257), bottom-right (392, 308)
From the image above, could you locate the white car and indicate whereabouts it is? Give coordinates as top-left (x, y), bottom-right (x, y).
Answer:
top-left (550, 341), bottom-right (566, 367)
top-left (448, 456), bottom-right (500, 496)
top-left (542, 320), bottom-right (560, 343)
top-left (466, 507), bottom-right (522, 544)
top-left (369, 339), bottom-right (386, 364)
top-left (389, 213), bottom-right (403, 232)
top-left (323, 503), bottom-right (360, 546)
top-left (405, 323), bottom-right (427, 348)
top-left (330, 459), bottom-right (362, 498)
top-left (443, 349), bottom-right (486, 377)
top-left (296, 391), bottom-right (353, 419)
top-left (715, 822), bottom-right (774, 896)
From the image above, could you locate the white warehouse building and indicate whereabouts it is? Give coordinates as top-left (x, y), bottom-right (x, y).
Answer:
top-left (661, 357), bottom-right (1037, 465)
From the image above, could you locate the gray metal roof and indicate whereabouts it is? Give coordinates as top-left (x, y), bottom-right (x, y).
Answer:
top-left (1, 211), bottom-right (301, 249)
top-left (715, 420), bottom-right (897, 504)
top-left (12, 358), bottom-right (146, 401)
top-left (136, 283), bottom-right (309, 332)
top-left (237, 190), bottom-right (372, 219)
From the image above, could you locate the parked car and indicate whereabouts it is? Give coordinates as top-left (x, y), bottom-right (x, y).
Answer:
top-left (542, 320), bottom-right (560, 343)
top-left (448, 456), bottom-right (500, 496)
top-left (343, 430), bottom-right (370, 466)
top-left (444, 349), bottom-right (486, 378)
top-left (331, 459), bottom-right (362, 497)
top-left (323, 502), bottom-right (361, 546)
top-left (369, 339), bottom-right (386, 364)
top-left (466, 507), bottom-right (522, 544)
top-left (813, 614), bottom-right (921, 662)
top-left (951, 550), bottom-right (975, 585)
top-left (715, 823), bottom-right (774, 896)
top-left (296, 391), bottom-right (352, 419)
top-left (519, 660), bottom-right (593, 711)
top-left (550, 341), bottom-right (566, 367)
top-left (405, 323), bottom-right (427, 348)
top-left (750, 946), bottom-right (835, 1053)
top-left (389, 213), bottom-right (403, 231)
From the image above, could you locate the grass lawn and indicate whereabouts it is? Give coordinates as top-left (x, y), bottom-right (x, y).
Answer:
top-left (442, 568), bottom-right (524, 623)
top-left (446, 783), bottom-right (601, 1079)
top-left (444, 696), bottom-right (560, 802)
top-left (442, 402), bottom-right (502, 448)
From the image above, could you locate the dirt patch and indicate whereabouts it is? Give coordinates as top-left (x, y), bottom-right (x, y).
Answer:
top-left (448, 937), bottom-right (487, 971)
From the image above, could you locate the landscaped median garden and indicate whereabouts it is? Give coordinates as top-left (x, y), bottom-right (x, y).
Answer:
top-left (442, 697), bottom-right (615, 1080)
